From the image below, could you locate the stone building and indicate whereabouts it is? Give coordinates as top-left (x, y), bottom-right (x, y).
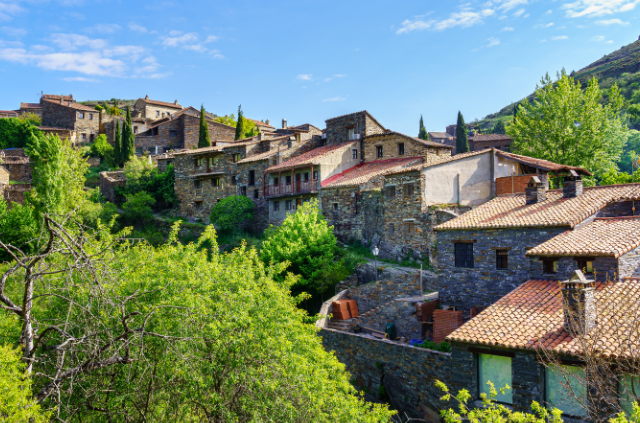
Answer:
top-left (428, 131), bottom-right (455, 150)
top-left (38, 127), bottom-right (74, 141)
top-left (99, 171), bottom-right (126, 203)
top-left (470, 133), bottom-right (514, 152)
top-left (0, 165), bottom-right (8, 199)
top-left (323, 111), bottom-right (387, 156)
top-left (132, 95), bottom-right (183, 120)
top-left (41, 96), bottom-right (99, 145)
top-left (20, 102), bottom-right (42, 117)
top-left (0, 149), bottom-right (31, 182)
top-left (0, 110), bottom-right (19, 118)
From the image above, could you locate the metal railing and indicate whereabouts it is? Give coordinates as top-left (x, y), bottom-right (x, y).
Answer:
top-left (264, 179), bottom-right (319, 197)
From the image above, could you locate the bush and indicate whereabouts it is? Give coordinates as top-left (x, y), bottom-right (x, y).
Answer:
top-left (415, 340), bottom-right (451, 352)
top-left (116, 158), bottom-right (176, 209)
top-left (0, 118), bottom-right (41, 150)
top-left (90, 134), bottom-right (114, 164)
top-left (122, 191), bottom-right (155, 223)
top-left (0, 199), bottom-right (39, 262)
top-left (209, 195), bottom-right (255, 233)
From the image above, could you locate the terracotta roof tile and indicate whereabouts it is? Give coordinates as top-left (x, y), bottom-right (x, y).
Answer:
top-left (435, 183), bottom-right (640, 231)
top-left (447, 279), bottom-right (640, 359)
top-left (42, 99), bottom-right (97, 112)
top-left (248, 118), bottom-right (274, 128)
top-left (173, 146), bottom-right (223, 156)
top-left (265, 142), bottom-right (357, 173)
top-left (323, 157), bottom-right (423, 189)
top-left (526, 217), bottom-right (640, 258)
top-left (495, 150), bottom-right (591, 176)
top-left (236, 148), bottom-right (284, 164)
top-left (428, 132), bottom-right (454, 139)
top-left (471, 134), bottom-right (513, 142)
top-left (42, 94), bottom-right (73, 101)
top-left (20, 103), bottom-right (41, 109)
top-left (140, 97), bottom-right (183, 109)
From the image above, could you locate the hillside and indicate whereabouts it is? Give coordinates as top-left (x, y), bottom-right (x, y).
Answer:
top-left (474, 39), bottom-right (640, 133)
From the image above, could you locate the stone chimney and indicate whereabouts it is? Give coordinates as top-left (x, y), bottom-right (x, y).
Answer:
top-left (60, 95), bottom-right (64, 105)
top-left (282, 119), bottom-right (287, 129)
top-left (525, 176), bottom-right (546, 205)
top-left (563, 170), bottom-right (583, 199)
top-left (562, 270), bottom-right (596, 337)
top-left (266, 119), bottom-right (270, 126)
top-left (145, 95), bottom-right (149, 100)
top-left (174, 100), bottom-right (179, 105)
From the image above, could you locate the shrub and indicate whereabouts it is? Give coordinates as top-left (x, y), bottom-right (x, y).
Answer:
top-left (209, 195), bottom-right (255, 233)
top-left (0, 199), bottom-right (39, 262)
top-left (90, 134), bottom-right (114, 164)
top-left (116, 158), bottom-right (176, 208)
top-left (122, 191), bottom-right (155, 223)
top-left (0, 118), bottom-right (41, 149)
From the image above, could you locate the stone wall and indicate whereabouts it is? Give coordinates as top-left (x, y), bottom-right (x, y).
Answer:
top-left (363, 134), bottom-right (450, 163)
top-left (181, 115), bottom-right (236, 150)
top-left (4, 183), bottom-right (31, 205)
top-left (99, 171), bottom-right (126, 203)
top-left (320, 186), bottom-right (365, 242)
top-left (619, 245), bottom-right (640, 280)
top-left (528, 255), bottom-right (618, 283)
top-left (436, 227), bottom-right (567, 310)
top-left (356, 297), bottom-right (424, 340)
top-left (0, 155), bottom-right (31, 182)
top-left (324, 111), bottom-right (385, 147)
top-left (597, 201), bottom-right (640, 218)
top-left (362, 189), bottom-right (384, 243)
top-left (42, 100), bottom-right (76, 129)
top-left (237, 158), bottom-right (271, 232)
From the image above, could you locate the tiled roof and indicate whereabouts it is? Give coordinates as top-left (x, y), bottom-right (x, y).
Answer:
top-left (42, 94), bottom-right (73, 101)
top-left (435, 183), bottom-right (640, 231)
top-left (140, 96), bottom-right (183, 109)
top-left (384, 150), bottom-right (490, 176)
top-left (323, 157), bottom-right (423, 189)
top-left (526, 217), bottom-right (640, 258)
top-left (325, 110), bottom-right (387, 131)
top-left (471, 134), bottom-right (513, 142)
top-left (429, 132), bottom-right (454, 139)
top-left (495, 150), bottom-right (591, 176)
top-left (265, 142), bottom-right (357, 173)
top-left (20, 103), bottom-right (41, 109)
top-left (365, 131), bottom-right (454, 149)
top-left (236, 148), bottom-right (283, 164)
top-left (38, 126), bottom-right (72, 131)
top-left (42, 99), bottom-right (97, 112)
top-left (0, 110), bottom-right (19, 115)
top-left (173, 146), bottom-right (223, 156)
top-left (248, 119), bottom-right (275, 128)
top-left (447, 279), bottom-right (640, 359)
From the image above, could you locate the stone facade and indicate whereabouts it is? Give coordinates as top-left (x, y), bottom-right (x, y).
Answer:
top-left (0, 150), bottom-right (31, 182)
top-left (41, 99), bottom-right (99, 145)
top-left (39, 127), bottom-right (74, 142)
top-left (363, 133), bottom-right (451, 163)
top-left (4, 183), bottom-right (31, 205)
top-left (0, 166), bottom-right (8, 199)
top-left (99, 171), bottom-right (126, 203)
top-left (320, 186), bottom-right (369, 242)
top-left (324, 111), bottom-right (386, 146)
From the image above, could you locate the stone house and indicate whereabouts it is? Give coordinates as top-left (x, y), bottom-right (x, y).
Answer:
top-left (0, 110), bottom-right (19, 118)
top-left (428, 131), bottom-right (456, 150)
top-left (0, 149), bottom-right (31, 182)
top-left (20, 102), bottom-right (42, 117)
top-left (362, 132), bottom-right (452, 163)
top-left (323, 111), bottom-right (387, 157)
top-left (135, 107), bottom-right (236, 155)
top-left (132, 95), bottom-right (183, 120)
top-left (470, 133), bottom-right (514, 152)
top-left (41, 96), bottom-right (99, 145)
top-left (0, 165), bottom-right (8, 199)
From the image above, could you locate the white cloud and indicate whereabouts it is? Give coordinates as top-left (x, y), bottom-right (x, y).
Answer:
top-left (534, 22), bottom-right (554, 28)
top-left (0, 39), bottom-right (21, 48)
top-left (498, 0), bottom-right (527, 11)
top-left (0, 26), bottom-right (25, 37)
top-left (596, 18), bottom-right (629, 25)
top-left (591, 35), bottom-right (605, 41)
top-left (540, 39), bottom-right (547, 42)
top-left (85, 24), bottom-right (121, 34)
top-left (563, 0), bottom-right (640, 18)
top-left (324, 77), bottom-right (332, 82)
top-left (487, 37), bottom-right (501, 47)
top-left (606, 40), bottom-right (614, 43)
top-left (513, 8), bottom-right (526, 17)
top-left (205, 35), bottom-right (219, 42)
top-left (161, 31), bottom-right (219, 55)
top-left (498, 15), bottom-right (508, 19)
top-left (500, 26), bottom-right (514, 31)
top-left (209, 49), bottom-right (224, 59)
top-left (323, 97), bottom-right (345, 102)
top-left (50, 33), bottom-right (108, 51)
top-left (0, 2), bottom-right (25, 21)
top-left (397, 8), bottom-right (495, 33)
top-left (63, 76), bottom-right (99, 82)
top-left (545, 9), bottom-right (553, 14)
top-left (296, 74), bottom-right (313, 81)
top-left (128, 23), bottom-right (148, 33)
top-left (552, 35), bottom-right (569, 40)
top-left (334, 74), bottom-right (347, 78)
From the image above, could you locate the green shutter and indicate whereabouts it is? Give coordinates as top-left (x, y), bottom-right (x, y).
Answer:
top-left (479, 354), bottom-right (513, 404)
top-left (546, 365), bottom-right (587, 417)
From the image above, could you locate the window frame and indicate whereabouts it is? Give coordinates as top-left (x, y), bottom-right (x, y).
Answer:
top-left (211, 178), bottom-right (221, 188)
top-left (352, 149), bottom-right (358, 160)
top-left (273, 201), bottom-right (280, 211)
top-left (169, 129), bottom-right (178, 137)
top-left (542, 258), bottom-right (559, 275)
top-left (398, 143), bottom-right (405, 156)
top-left (78, 112), bottom-right (85, 119)
top-left (478, 354), bottom-right (513, 404)
top-left (403, 183), bottom-right (414, 197)
top-left (248, 170), bottom-right (255, 186)
top-left (385, 185), bottom-right (396, 199)
top-left (575, 258), bottom-right (594, 275)
top-left (403, 220), bottom-right (415, 237)
top-left (376, 145), bottom-right (383, 158)
top-left (496, 249), bottom-right (509, 270)
top-left (240, 186), bottom-right (247, 196)
top-left (545, 364), bottom-right (588, 418)
top-left (454, 242), bottom-right (474, 269)
top-left (194, 180), bottom-right (202, 189)
top-left (285, 200), bottom-right (292, 211)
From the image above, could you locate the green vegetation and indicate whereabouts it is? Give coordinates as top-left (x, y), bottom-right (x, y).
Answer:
top-left (455, 111), bottom-right (469, 154)
top-left (122, 191), bottom-right (156, 223)
top-left (228, 105), bottom-right (259, 140)
top-left (198, 104), bottom-right (211, 148)
top-left (0, 199), bottom-right (38, 262)
top-left (234, 104), bottom-right (247, 140)
top-left (0, 118), bottom-right (42, 150)
top-left (90, 134), bottom-right (114, 165)
top-left (418, 115), bottom-right (429, 140)
top-left (414, 340), bottom-right (451, 352)
top-left (17, 112), bottom-right (41, 126)
top-left (209, 195), bottom-right (255, 233)
top-left (113, 119), bottom-right (122, 167)
top-left (116, 156), bottom-right (177, 209)
top-left (492, 119), bottom-right (506, 135)
top-left (121, 106), bottom-right (135, 163)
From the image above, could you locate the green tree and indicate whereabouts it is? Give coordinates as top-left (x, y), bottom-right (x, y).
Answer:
top-left (0, 118), bottom-right (41, 150)
top-left (90, 134), bottom-right (114, 165)
top-left (456, 111), bottom-right (469, 154)
top-left (122, 190), bottom-right (155, 223)
top-left (0, 199), bottom-right (38, 262)
top-left (198, 104), bottom-right (211, 148)
top-left (261, 200), bottom-right (338, 293)
top-left (117, 157), bottom-right (176, 208)
top-left (121, 106), bottom-right (135, 163)
top-left (209, 195), bottom-right (255, 233)
top-left (234, 104), bottom-right (246, 141)
top-left (214, 113), bottom-right (236, 127)
top-left (418, 115), bottom-right (429, 140)
top-left (492, 120), bottom-right (506, 135)
top-left (17, 112), bottom-right (41, 126)
top-left (0, 345), bottom-right (51, 422)
top-left (508, 71), bottom-right (627, 178)
top-left (113, 120), bottom-right (122, 167)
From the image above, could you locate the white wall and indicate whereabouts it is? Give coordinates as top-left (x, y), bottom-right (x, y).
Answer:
top-left (318, 142), bottom-right (360, 181)
top-left (495, 155), bottom-right (519, 178)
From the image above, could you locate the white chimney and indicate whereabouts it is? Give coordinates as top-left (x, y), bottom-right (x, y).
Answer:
top-left (282, 119), bottom-right (287, 129)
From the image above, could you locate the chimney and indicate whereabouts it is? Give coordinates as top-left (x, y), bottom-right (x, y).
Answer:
top-left (145, 95), bottom-right (149, 100)
top-left (563, 170), bottom-right (583, 199)
top-left (174, 100), bottom-right (178, 105)
top-left (562, 270), bottom-right (596, 337)
top-left (525, 176), bottom-right (546, 205)
top-left (276, 146), bottom-right (282, 165)
top-left (282, 119), bottom-right (287, 129)
top-left (60, 95), bottom-right (64, 105)
top-left (266, 119), bottom-right (270, 126)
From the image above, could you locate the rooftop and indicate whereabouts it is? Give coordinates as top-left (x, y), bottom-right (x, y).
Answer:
top-left (173, 146), bottom-right (223, 156)
top-left (265, 142), bottom-right (357, 173)
top-left (495, 150), bottom-right (591, 176)
top-left (435, 183), bottom-right (640, 231)
top-left (447, 278), bottom-right (640, 359)
top-left (325, 110), bottom-right (386, 131)
top-left (140, 95), bottom-right (183, 109)
top-left (20, 103), bottom-right (42, 109)
top-left (526, 217), bottom-right (640, 258)
top-left (323, 157), bottom-right (423, 189)
top-left (236, 148), bottom-right (283, 164)
top-left (365, 131), bottom-right (454, 149)
top-left (428, 132), bottom-right (454, 139)
top-left (385, 150), bottom-right (489, 176)
top-left (42, 99), bottom-right (97, 112)
top-left (248, 118), bottom-right (275, 129)
top-left (471, 134), bottom-right (513, 142)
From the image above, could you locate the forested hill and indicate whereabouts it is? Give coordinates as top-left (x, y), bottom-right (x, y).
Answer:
top-left (474, 39), bottom-right (640, 133)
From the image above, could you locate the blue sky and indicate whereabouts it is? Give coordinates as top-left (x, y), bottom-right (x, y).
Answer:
top-left (0, 0), bottom-right (638, 134)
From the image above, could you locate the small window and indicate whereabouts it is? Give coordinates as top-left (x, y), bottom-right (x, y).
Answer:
top-left (89, 113), bottom-right (93, 120)
top-left (194, 180), bottom-right (202, 189)
top-left (196, 158), bottom-right (204, 167)
top-left (348, 128), bottom-right (355, 140)
top-left (385, 186), bottom-right (396, 199)
top-left (313, 171), bottom-right (318, 180)
top-left (163, 147), bottom-right (171, 153)
top-left (377, 145), bottom-right (383, 158)
top-left (332, 203), bottom-right (338, 212)
top-left (194, 201), bottom-right (202, 210)
top-left (575, 258), bottom-right (594, 274)
top-left (479, 354), bottom-right (513, 404)
top-left (248, 170), bottom-right (255, 186)
top-left (496, 250), bottom-right (509, 270)
top-left (90, 134), bottom-right (95, 143)
top-left (454, 243), bottom-right (474, 268)
top-left (240, 186), bottom-right (247, 196)
top-left (352, 149), bottom-right (358, 160)
top-left (169, 129), bottom-right (178, 137)
top-left (233, 153), bottom-right (242, 163)
top-left (133, 126), bottom-right (138, 134)
top-left (303, 172), bottom-right (309, 181)
top-left (253, 189), bottom-right (259, 199)
top-left (285, 175), bottom-right (292, 184)
top-left (81, 133), bottom-right (87, 141)
top-left (388, 224), bottom-right (394, 237)
top-left (231, 175), bottom-right (237, 186)
top-left (546, 365), bottom-right (587, 417)
top-left (543, 259), bottom-right (558, 274)
top-left (135, 147), bottom-right (143, 155)
top-left (211, 178), bottom-right (221, 188)
top-left (79, 112), bottom-right (85, 119)
top-left (403, 183), bottom-right (414, 196)
top-left (285, 200), bottom-right (292, 211)
top-left (403, 221), bottom-right (415, 237)
top-left (273, 201), bottom-right (280, 211)
top-left (156, 110), bottom-right (160, 117)
top-left (209, 157), bottom-right (218, 167)
top-left (398, 143), bottom-right (405, 156)
top-left (273, 177), bottom-right (279, 186)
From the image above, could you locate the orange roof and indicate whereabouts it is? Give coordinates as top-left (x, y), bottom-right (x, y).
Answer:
top-left (42, 94), bottom-right (73, 101)
top-left (248, 118), bottom-right (274, 128)
top-left (20, 103), bottom-right (41, 109)
top-left (526, 217), bottom-right (640, 258)
top-left (140, 96), bottom-right (183, 109)
top-left (495, 150), bottom-right (591, 176)
top-left (447, 279), bottom-right (640, 359)
top-left (323, 157), bottom-right (423, 189)
top-left (265, 142), bottom-right (357, 173)
top-left (435, 183), bottom-right (640, 231)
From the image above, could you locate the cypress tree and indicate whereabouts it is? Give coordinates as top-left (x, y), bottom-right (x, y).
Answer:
top-left (198, 104), bottom-right (211, 148)
top-left (455, 111), bottom-right (469, 155)
top-left (123, 106), bottom-right (135, 162)
top-left (234, 104), bottom-right (246, 141)
top-left (113, 119), bottom-right (122, 167)
top-left (418, 115), bottom-right (429, 140)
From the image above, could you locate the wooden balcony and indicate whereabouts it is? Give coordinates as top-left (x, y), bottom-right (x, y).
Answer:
top-left (264, 179), bottom-right (319, 198)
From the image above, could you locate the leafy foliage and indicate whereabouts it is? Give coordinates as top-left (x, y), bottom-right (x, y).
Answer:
top-left (0, 199), bottom-right (38, 262)
top-left (214, 113), bottom-right (236, 126)
top-left (492, 119), bottom-right (506, 135)
top-left (508, 72), bottom-right (627, 179)
top-left (209, 195), bottom-right (255, 233)
top-left (90, 134), bottom-right (114, 165)
top-left (418, 115), bottom-right (429, 140)
top-left (113, 119), bottom-right (122, 168)
top-left (117, 156), bottom-right (177, 208)
top-left (121, 106), bottom-right (135, 163)
top-left (198, 104), bottom-right (211, 148)
top-left (261, 200), bottom-right (338, 293)
top-left (455, 111), bottom-right (469, 154)
top-left (232, 105), bottom-right (259, 140)
top-left (0, 118), bottom-right (41, 150)
top-left (17, 112), bottom-right (41, 126)
top-left (122, 191), bottom-right (155, 222)
top-left (0, 345), bottom-right (51, 422)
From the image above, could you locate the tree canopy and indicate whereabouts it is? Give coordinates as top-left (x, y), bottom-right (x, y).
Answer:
top-left (198, 104), bottom-right (211, 148)
top-left (0, 118), bottom-right (42, 150)
top-left (418, 115), bottom-right (429, 140)
top-left (455, 111), bottom-right (469, 154)
top-left (209, 195), bottom-right (255, 233)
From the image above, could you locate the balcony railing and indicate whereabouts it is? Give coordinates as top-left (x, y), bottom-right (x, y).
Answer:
top-left (264, 179), bottom-right (319, 197)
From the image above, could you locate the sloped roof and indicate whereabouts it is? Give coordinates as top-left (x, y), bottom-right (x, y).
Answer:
top-left (140, 96), bottom-right (183, 109)
top-left (248, 118), bottom-right (275, 129)
top-left (429, 132), bottom-right (454, 139)
top-left (495, 150), bottom-right (591, 176)
top-left (471, 134), bottom-right (513, 142)
top-left (265, 142), bottom-right (357, 173)
top-left (435, 183), bottom-right (640, 231)
top-left (447, 278), bottom-right (640, 359)
top-left (20, 103), bottom-right (42, 109)
top-left (173, 146), bottom-right (223, 156)
top-left (237, 148), bottom-right (288, 164)
top-left (323, 157), bottom-right (423, 189)
top-left (325, 110), bottom-right (386, 131)
top-left (526, 217), bottom-right (640, 258)
top-left (365, 131), bottom-right (454, 149)
top-left (141, 107), bottom-right (235, 133)
top-left (42, 94), bottom-right (73, 101)
top-left (42, 99), bottom-right (97, 112)
top-left (385, 150), bottom-right (489, 176)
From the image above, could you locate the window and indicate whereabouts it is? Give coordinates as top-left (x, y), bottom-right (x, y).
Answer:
top-left (248, 170), bottom-right (255, 186)
top-left (285, 200), bottom-right (293, 211)
top-left (196, 158), bottom-right (204, 167)
top-left (377, 146), bottom-right (383, 158)
top-left (285, 175), bottom-right (292, 185)
top-left (134, 126), bottom-right (138, 134)
top-left (79, 113), bottom-right (85, 119)
top-left (348, 128), bottom-right (355, 140)
top-left (403, 183), bottom-right (414, 196)
top-left (240, 186), bottom-right (247, 196)
top-left (454, 243), bottom-right (474, 268)
top-left (273, 177), bottom-right (279, 186)
top-left (385, 186), bottom-right (396, 199)
top-left (194, 180), bottom-right (202, 189)
top-left (313, 171), bottom-right (318, 180)
top-left (575, 258), bottom-right (594, 274)
top-left (90, 134), bottom-right (95, 143)
top-left (135, 147), bottom-right (143, 155)
top-left (303, 172), bottom-right (309, 181)
top-left (233, 153), bottom-right (241, 162)
top-left (231, 175), bottom-right (237, 186)
top-left (253, 189), bottom-right (259, 199)
top-left (543, 259), bottom-right (558, 274)
top-left (194, 201), bottom-right (202, 210)
top-left (211, 178), bottom-right (221, 188)
top-left (620, 374), bottom-right (640, 415)
top-left (81, 133), bottom-right (87, 141)
top-left (156, 110), bottom-right (160, 117)
top-left (403, 221), bottom-right (415, 237)
top-left (333, 203), bottom-right (339, 212)
top-left (388, 224), bottom-right (394, 237)
top-left (89, 113), bottom-right (93, 120)
top-left (352, 149), bottom-right (358, 160)
top-left (163, 147), bottom-right (171, 153)
top-left (479, 354), bottom-right (513, 404)
top-left (398, 143), bottom-right (405, 156)
top-left (209, 157), bottom-right (218, 167)
top-left (273, 201), bottom-right (280, 211)
top-left (546, 365), bottom-right (587, 417)
top-left (169, 129), bottom-right (178, 137)
top-left (496, 250), bottom-right (509, 270)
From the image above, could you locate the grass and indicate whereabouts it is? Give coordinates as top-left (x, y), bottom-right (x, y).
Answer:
top-left (339, 240), bottom-right (431, 270)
